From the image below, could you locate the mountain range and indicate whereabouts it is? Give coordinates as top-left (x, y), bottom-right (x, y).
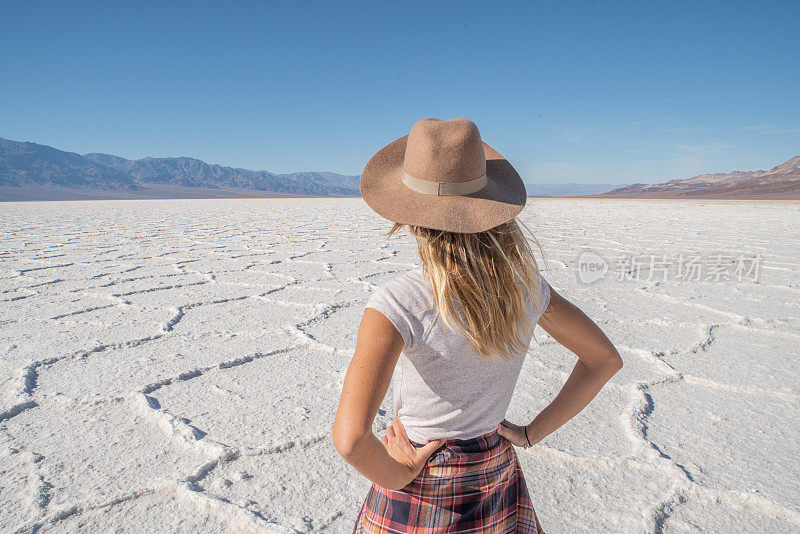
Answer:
top-left (600, 155), bottom-right (800, 199)
top-left (0, 137), bottom-right (360, 200)
top-left (1, 137), bottom-right (798, 201)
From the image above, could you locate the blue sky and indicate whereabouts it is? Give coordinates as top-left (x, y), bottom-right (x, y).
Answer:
top-left (1, 1), bottom-right (798, 184)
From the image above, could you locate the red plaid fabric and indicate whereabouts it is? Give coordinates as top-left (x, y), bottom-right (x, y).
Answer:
top-left (353, 430), bottom-right (545, 533)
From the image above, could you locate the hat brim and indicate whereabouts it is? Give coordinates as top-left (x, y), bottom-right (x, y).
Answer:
top-left (360, 135), bottom-right (527, 233)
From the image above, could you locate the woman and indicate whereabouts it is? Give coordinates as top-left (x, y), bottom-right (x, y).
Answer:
top-left (332, 118), bottom-right (623, 532)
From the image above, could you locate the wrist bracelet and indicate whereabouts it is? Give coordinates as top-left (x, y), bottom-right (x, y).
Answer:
top-left (524, 425), bottom-right (532, 448)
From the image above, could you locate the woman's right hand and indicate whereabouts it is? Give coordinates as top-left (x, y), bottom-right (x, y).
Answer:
top-left (496, 419), bottom-right (536, 448)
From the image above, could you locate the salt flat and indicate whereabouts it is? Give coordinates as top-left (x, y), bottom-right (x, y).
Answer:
top-left (1, 198), bottom-right (798, 533)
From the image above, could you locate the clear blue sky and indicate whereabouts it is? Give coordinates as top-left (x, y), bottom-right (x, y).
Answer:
top-left (1, 1), bottom-right (798, 184)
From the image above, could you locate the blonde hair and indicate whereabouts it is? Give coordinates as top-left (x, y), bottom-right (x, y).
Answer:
top-left (385, 218), bottom-right (547, 363)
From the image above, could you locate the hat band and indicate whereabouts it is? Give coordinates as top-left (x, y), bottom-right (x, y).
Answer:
top-left (401, 171), bottom-right (487, 196)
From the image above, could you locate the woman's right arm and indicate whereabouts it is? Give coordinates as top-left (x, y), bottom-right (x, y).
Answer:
top-left (499, 285), bottom-right (623, 447)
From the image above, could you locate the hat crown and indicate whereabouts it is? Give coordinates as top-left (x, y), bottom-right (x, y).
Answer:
top-left (403, 118), bottom-right (486, 183)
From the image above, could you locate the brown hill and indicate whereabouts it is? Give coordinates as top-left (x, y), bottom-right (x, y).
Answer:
top-left (602, 155), bottom-right (800, 199)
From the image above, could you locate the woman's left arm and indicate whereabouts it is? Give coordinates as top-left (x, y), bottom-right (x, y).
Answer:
top-left (332, 308), bottom-right (443, 490)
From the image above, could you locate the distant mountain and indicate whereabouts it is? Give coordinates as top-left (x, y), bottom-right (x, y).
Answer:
top-left (0, 138), bottom-right (139, 190)
top-left (524, 182), bottom-right (626, 197)
top-left (5, 136), bottom-right (797, 202)
top-left (83, 153), bottom-right (360, 194)
top-left (0, 137), bottom-right (360, 200)
top-left (602, 155), bottom-right (800, 199)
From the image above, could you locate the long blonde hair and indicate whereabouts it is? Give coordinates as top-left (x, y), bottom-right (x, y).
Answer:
top-left (386, 218), bottom-right (547, 363)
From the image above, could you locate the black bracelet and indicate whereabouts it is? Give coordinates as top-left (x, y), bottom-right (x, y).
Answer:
top-left (524, 425), bottom-right (532, 448)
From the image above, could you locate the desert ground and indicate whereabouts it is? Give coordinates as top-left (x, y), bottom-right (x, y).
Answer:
top-left (1, 198), bottom-right (798, 533)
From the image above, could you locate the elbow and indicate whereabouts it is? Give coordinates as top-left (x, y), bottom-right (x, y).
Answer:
top-left (331, 423), bottom-right (351, 458)
top-left (581, 346), bottom-right (623, 376)
top-left (332, 423), bottom-right (365, 460)
top-left (605, 347), bottom-right (623, 375)
top-left (333, 434), bottom-right (356, 459)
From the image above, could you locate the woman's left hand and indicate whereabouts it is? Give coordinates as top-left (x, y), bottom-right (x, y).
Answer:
top-left (380, 414), bottom-right (445, 489)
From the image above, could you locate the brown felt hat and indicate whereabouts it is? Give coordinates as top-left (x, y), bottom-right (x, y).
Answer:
top-left (360, 117), bottom-right (527, 233)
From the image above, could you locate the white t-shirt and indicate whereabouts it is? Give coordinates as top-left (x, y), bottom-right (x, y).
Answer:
top-left (363, 266), bottom-right (551, 444)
